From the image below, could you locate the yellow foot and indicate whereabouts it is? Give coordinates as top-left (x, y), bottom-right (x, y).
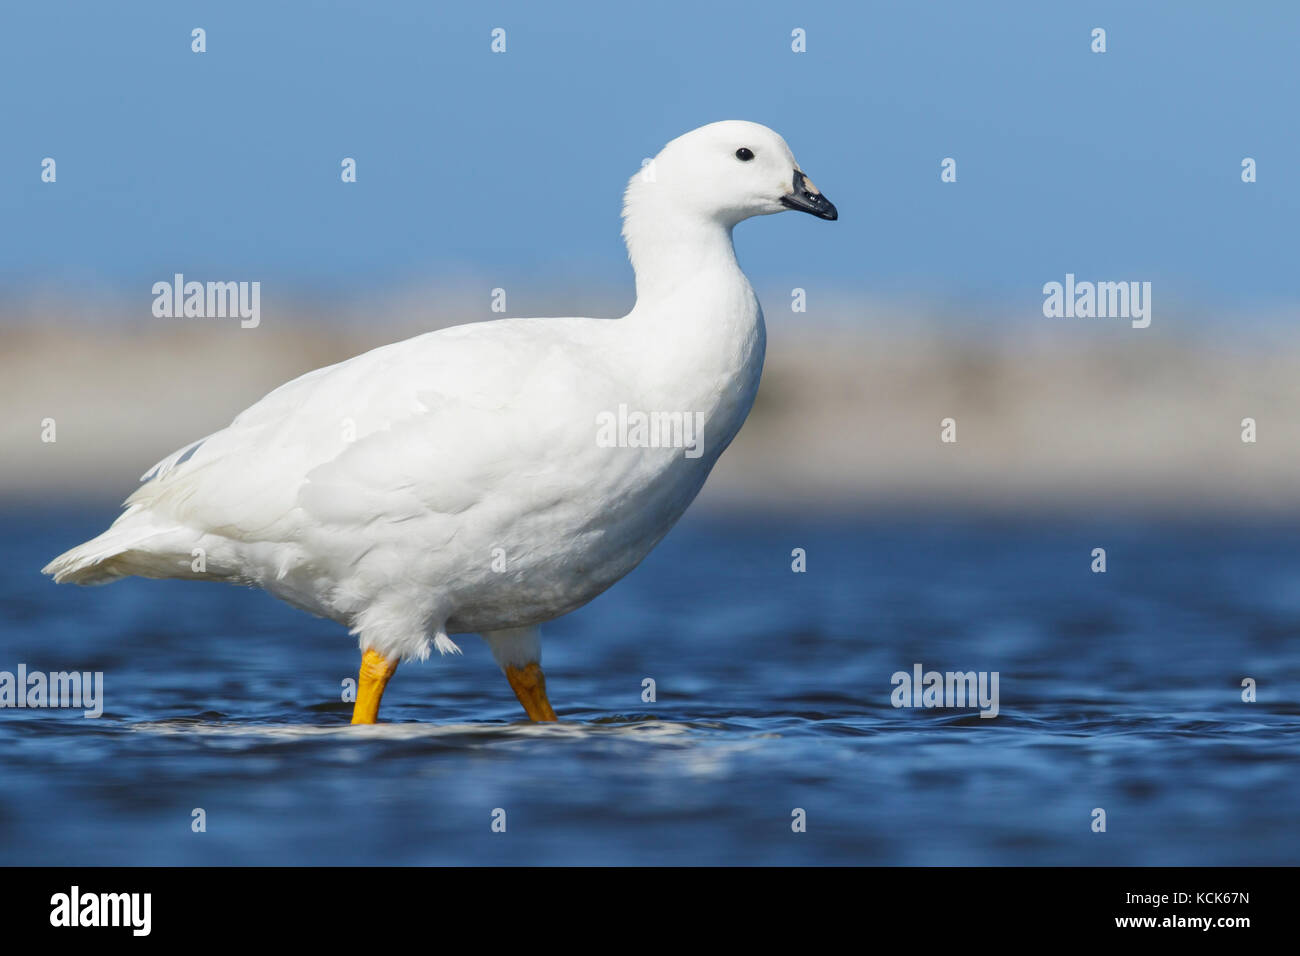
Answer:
top-left (505, 661), bottom-right (558, 722)
top-left (351, 648), bottom-right (398, 724)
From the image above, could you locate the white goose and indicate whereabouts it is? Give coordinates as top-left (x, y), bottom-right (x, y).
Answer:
top-left (44, 121), bottom-right (838, 723)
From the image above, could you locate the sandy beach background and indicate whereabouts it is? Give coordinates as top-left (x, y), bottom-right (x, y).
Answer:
top-left (5, 288), bottom-right (1296, 515)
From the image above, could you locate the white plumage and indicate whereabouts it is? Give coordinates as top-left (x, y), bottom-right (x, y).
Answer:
top-left (43, 120), bottom-right (836, 717)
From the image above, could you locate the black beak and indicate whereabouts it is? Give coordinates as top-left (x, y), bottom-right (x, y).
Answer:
top-left (780, 170), bottom-right (837, 220)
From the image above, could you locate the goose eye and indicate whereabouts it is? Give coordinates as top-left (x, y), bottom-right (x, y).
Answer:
top-left (735, 147), bottom-right (755, 161)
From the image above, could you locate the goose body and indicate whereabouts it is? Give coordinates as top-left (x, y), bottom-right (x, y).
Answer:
top-left (43, 120), bottom-right (837, 721)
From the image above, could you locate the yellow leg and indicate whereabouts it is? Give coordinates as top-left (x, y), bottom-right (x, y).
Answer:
top-left (351, 649), bottom-right (398, 724)
top-left (505, 662), bottom-right (558, 722)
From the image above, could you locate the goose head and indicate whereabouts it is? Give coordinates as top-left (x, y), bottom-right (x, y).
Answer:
top-left (626, 120), bottom-right (838, 230)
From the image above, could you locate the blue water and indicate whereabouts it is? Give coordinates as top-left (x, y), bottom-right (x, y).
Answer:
top-left (1, 507), bottom-right (1297, 865)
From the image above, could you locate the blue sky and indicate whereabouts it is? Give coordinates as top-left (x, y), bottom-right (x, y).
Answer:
top-left (2, 0), bottom-right (1297, 313)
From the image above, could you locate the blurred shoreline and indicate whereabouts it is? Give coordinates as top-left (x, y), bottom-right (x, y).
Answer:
top-left (4, 296), bottom-right (1300, 515)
